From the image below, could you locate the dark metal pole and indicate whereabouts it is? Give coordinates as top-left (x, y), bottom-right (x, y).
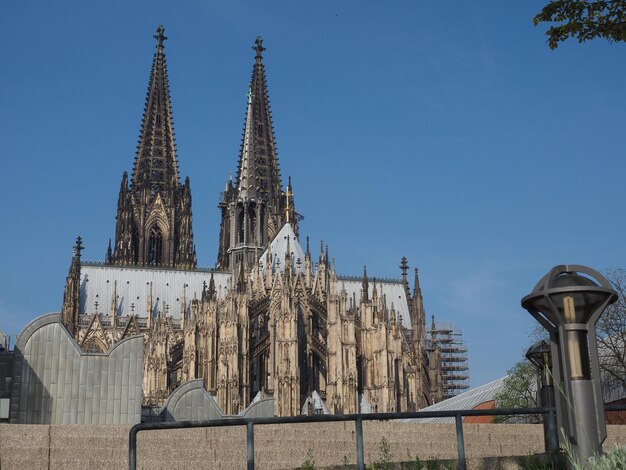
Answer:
top-left (129, 426), bottom-right (138, 470)
top-left (355, 415), bottom-right (364, 470)
top-left (539, 385), bottom-right (559, 465)
top-left (455, 414), bottom-right (466, 470)
top-left (247, 421), bottom-right (255, 470)
top-left (546, 407), bottom-right (559, 467)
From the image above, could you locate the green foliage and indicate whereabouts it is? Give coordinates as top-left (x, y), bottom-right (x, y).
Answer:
top-left (534, 0), bottom-right (626, 49)
top-left (368, 437), bottom-right (392, 469)
top-left (342, 454), bottom-right (350, 469)
top-left (425, 458), bottom-right (450, 470)
top-left (494, 359), bottom-right (540, 423)
top-left (588, 445), bottom-right (626, 469)
top-left (564, 438), bottom-right (626, 470)
top-left (302, 448), bottom-right (315, 470)
top-left (519, 452), bottom-right (566, 469)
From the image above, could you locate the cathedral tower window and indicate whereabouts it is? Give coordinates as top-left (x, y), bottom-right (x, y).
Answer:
top-left (237, 207), bottom-right (245, 244)
top-left (248, 204), bottom-right (256, 243)
top-left (259, 206), bottom-right (265, 245)
top-left (148, 226), bottom-right (163, 265)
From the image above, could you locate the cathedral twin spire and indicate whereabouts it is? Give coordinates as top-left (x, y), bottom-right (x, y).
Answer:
top-left (235, 35), bottom-right (282, 207)
top-left (217, 34), bottom-right (297, 269)
top-left (131, 24), bottom-right (180, 196)
top-left (109, 25), bottom-right (195, 270)
top-left (108, 27), bottom-right (294, 272)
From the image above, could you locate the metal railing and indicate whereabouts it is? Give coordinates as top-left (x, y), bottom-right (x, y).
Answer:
top-left (129, 404), bottom-right (626, 470)
top-left (129, 406), bottom-right (563, 470)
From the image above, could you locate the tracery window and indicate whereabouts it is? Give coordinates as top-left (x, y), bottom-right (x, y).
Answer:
top-left (148, 226), bottom-right (163, 265)
top-left (237, 208), bottom-right (245, 243)
top-left (249, 205), bottom-right (256, 243)
top-left (83, 338), bottom-right (106, 353)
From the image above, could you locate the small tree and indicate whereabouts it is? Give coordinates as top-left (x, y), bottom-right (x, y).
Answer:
top-left (494, 359), bottom-right (540, 423)
top-left (302, 448), bottom-right (315, 470)
top-left (369, 437), bottom-right (392, 469)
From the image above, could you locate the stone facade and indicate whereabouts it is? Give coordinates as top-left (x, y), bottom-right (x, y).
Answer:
top-left (60, 26), bottom-right (445, 417)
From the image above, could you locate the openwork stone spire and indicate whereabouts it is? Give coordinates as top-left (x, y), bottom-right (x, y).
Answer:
top-left (131, 24), bottom-right (179, 194)
top-left (235, 34), bottom-right (283, 214)
top-left (217, 35), bottom-right (297, 269)
top-left (110, 25), bottom-right (195, 270)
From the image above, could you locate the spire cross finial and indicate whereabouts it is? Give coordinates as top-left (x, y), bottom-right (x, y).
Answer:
top-left (400, 256), bottom-right (408, 276)
top-left (73, 236), bottom-right (83, 258)
top-left (154, 25), bottom-right (167, 49)
top-left (253, 34), bottom-right (265, 58)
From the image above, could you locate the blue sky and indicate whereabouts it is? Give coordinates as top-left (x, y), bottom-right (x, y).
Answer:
top-left (1, 1), bottom-right (625, 388)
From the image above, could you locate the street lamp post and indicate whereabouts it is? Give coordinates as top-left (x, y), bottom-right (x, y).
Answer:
top-left (526, 340), bottom-right (559, 462)
top-left (521, 265), bottom-right (617, 467)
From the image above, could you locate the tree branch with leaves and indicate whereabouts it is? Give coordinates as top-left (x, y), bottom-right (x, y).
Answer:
top-left (534, 0), bottom-right (626, 48)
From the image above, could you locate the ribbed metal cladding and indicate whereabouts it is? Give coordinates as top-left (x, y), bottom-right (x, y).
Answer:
top-left (10, 314), bottom-right (143, 424)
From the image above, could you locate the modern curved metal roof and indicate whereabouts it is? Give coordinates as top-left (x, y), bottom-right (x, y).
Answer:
top-left (403, 376), bottom-right (507, 423)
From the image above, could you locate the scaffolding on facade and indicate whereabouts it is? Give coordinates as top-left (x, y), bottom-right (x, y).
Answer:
top-left (429, 317), bottom-right (470, 400)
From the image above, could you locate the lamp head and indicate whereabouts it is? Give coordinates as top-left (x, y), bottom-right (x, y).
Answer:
top-left (526, 339), bottom-right (551, 370)
top-left (521, 265), bottom-right (617, 330)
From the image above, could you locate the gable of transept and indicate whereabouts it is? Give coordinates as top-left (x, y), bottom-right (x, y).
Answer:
top-left (80, 314), bottom-right (109, 353)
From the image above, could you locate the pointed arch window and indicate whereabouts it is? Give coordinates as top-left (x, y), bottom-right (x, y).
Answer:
top-left (148, 226), bottom-right (163, 265)
top-left (249, 204), bottom-right (256, 244)
top-left (237, 207), bottom-right (245, 244)
top-left (83, 338), bottom-right (106, 354)
top-left (259, 205), bottom-right (265, 245)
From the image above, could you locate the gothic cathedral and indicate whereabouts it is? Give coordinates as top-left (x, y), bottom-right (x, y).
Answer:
top-left (60, 26), bottom-right (444, 417)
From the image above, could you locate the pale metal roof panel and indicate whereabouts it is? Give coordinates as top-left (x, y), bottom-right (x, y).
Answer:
top-left (337, 278), bottom-right (411, 329)
top-left (79, 264), bottom-right (231, 318)
top-left (259, 223), bottom-right (306, 272)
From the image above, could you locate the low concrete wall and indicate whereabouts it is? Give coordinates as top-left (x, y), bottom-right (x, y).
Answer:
top-left (0, 422), bottom-right (624, 469)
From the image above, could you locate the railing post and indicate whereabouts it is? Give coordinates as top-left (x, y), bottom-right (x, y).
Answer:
top-left (545, 408), bottom-right (559, 467)
top-left (355, 415), bottom-right (364, 470)
top-left (128, 426), bottom-right (137, 470)
top-left (454, 414), bottom-right (466, 470)
top-left (247, 421), bottom-right (255, 470)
